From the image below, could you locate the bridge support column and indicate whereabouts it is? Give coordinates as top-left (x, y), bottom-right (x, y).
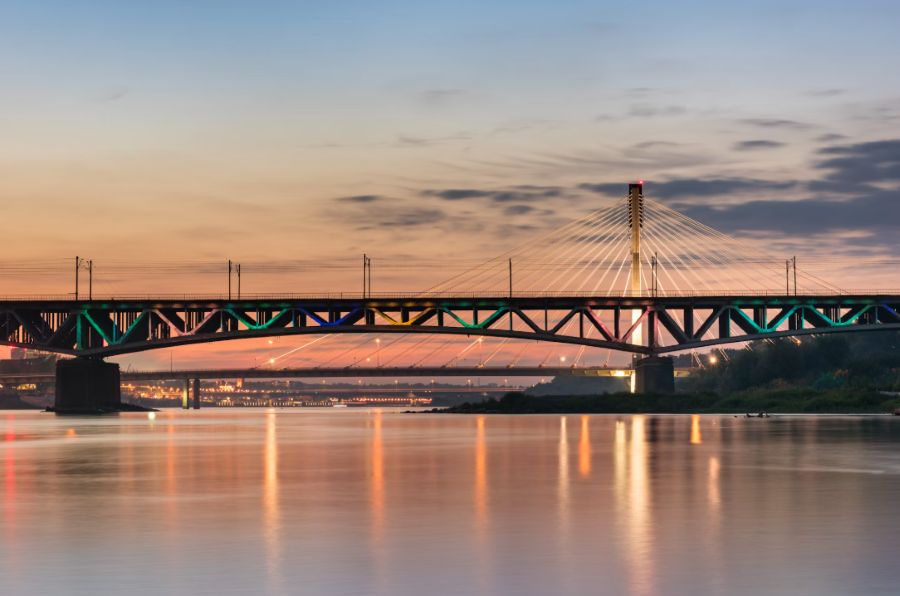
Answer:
top-left (634, 356), bottom-right (674, 394)
top-left (53, 358), bottom-right (122, 414)
top-left (182, 379), bottom-right (190, 409)
top-left (192, 378), bottom-right (200, 409)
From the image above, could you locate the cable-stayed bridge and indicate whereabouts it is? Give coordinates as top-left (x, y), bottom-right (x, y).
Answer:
top-left (2, 183), bottom-right (898, 410)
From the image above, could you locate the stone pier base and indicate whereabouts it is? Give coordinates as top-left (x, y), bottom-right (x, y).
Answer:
top-left (52, 358), bottom-right (122, 414)
top-left (634, 356), bottom-right (675, 394)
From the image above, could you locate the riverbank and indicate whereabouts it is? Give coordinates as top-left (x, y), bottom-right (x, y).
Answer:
top-left (437, 388), bottom-right (900, 414)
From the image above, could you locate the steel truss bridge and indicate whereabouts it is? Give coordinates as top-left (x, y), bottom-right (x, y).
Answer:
top-left (5, 183), bottom-right (898, 410)
top-left (5, 181), bottom-right (900, 403)
top-left (1, 293), bottom-right (900, 358)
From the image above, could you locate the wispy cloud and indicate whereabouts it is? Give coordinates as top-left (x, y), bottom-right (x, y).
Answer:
top-left (395, 133), bottom-right (470, 147)
top-left (739, 118), bottom-right (814, 130)
top-left (422, 185), bottom-right (565, 203)
top-left (95, 86), bottom-right (129, 102)
top-left (336, 194), bottom-right (385, 203)
top-left (804, 88), bottom-right (845, 97)
top-left (419, 88), bottom-right (466, 106)
top-left (579, 178), bottom-right (797, 200)
top-left (732, 139), bottom-right (785, 151)
top-left (628, 104), bottom-right (687, 118)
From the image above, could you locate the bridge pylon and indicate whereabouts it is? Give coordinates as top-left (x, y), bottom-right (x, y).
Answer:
top-left (627, 182), bottom-right (668, 392)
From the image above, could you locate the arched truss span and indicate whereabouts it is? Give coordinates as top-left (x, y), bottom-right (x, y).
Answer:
top-left (1, 295), bottom-right (898, 357)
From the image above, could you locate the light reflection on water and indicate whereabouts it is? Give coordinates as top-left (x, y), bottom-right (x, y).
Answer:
top-left (263, 410), bottom-right (282, 595)
top-left (1, 410), bottom-right (900, 595)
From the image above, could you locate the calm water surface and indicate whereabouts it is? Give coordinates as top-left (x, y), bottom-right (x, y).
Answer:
top-left (2, 410), bottom-right (899, 595)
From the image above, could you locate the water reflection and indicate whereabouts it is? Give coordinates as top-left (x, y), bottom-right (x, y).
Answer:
top-left (473, 415), bottom-right (492, 594)
top-left (690, 414), bottom-right (702, 445)
top-left (370, 410), bottom-right (384, 532)
top-left (263, 411), bottom-right (282, 593)
top-left (366, 410), bottom-right (387, 593)
top-left (615, 416), bottom-right (655, 596)
top-left (558, 417), bottom-right (569, 513)
top-left (3, 415), bottom-right (15, 574)
top-left (1, 412), bottom-right (897, 596)
top-left (578, 415), bottom-right (591, 478)
top-left (474, 416), bottom-right (488, 520)
top-left (614, 419), bottom-right (627, 503)
top-left (708, 456), bottom-right (721, 509)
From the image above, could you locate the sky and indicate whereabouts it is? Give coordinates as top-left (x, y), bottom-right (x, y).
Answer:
top-left (3, 0), bottom-right (900, 368)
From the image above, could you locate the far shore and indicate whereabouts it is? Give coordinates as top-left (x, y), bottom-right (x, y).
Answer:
top-left (432, 389), bottom-right (900, 415)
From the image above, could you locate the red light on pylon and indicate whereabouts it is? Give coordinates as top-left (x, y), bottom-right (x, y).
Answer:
top-left (638, 179), bottom-right (644, 185)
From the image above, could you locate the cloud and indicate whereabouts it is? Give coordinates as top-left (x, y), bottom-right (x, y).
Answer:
top-left (503, 204), bottom-right (536, 216)
top-left (632, 141), bottom-right (683, 150)
top-left (739, 118), bottom-right (813, 130)
top-left (628, 104), bottom-right (687, 118)
top-left (805, 88), bottom-right (845, 97)
top-left (816, 133), bottom-right (846, 143)
top-left (813, 139), bottom-right (900, 191)
top-left (96, 86), bottom-right (129, 102)
top-left (732, 139), bottom-right (785, 151)
top-left (395, 133), bottom-right (470, 146)
top-left (804, 87), bottom-right (847, 97)
top-left (490, 119), bottom-right (558, 135)
top-left (653, 139), bottom-right (900, 240)
top-left (676, 190), bottom-right (900, 236)
top-left (336, 194), bottom-right (384, 203)
top-left (419, 88), bottom-right (465, 106)
top-left (329, 195), bottom-right (450, 231)
top-left (370, 208), bottom-right (447, 228)
top-left (423, 189), bottom-right (490, 201)
top-left (579, 178), bottom-right (797, 200)
top-left (422, 185), bottom-right (565, 203)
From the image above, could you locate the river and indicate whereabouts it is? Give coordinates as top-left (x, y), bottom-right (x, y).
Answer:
top-left (2, 410), bottom-right (899, 595)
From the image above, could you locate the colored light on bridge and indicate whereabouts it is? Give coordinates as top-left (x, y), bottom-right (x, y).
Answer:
top-left (708, 355), bottom-right (718, 364)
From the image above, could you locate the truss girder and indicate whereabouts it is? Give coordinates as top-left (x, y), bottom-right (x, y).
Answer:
top-left (1, 295), bottom-right (899, 357)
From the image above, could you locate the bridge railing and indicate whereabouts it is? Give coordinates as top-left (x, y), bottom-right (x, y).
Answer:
top-left (1, 290), bottom-right (900, 302)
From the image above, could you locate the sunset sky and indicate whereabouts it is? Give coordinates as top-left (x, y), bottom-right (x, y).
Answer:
top-left (3, 1), bottom-right (900, 368)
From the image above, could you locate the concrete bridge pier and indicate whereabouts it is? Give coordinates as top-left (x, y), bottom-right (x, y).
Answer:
top-left (192, 378), bottom-right (200, 409)
top-left (634, 356), bottom-right (675, 394)
top-left (182, 378), bottom-right (201, 409)
top-left (53, 357), bottom-right (122, 414)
